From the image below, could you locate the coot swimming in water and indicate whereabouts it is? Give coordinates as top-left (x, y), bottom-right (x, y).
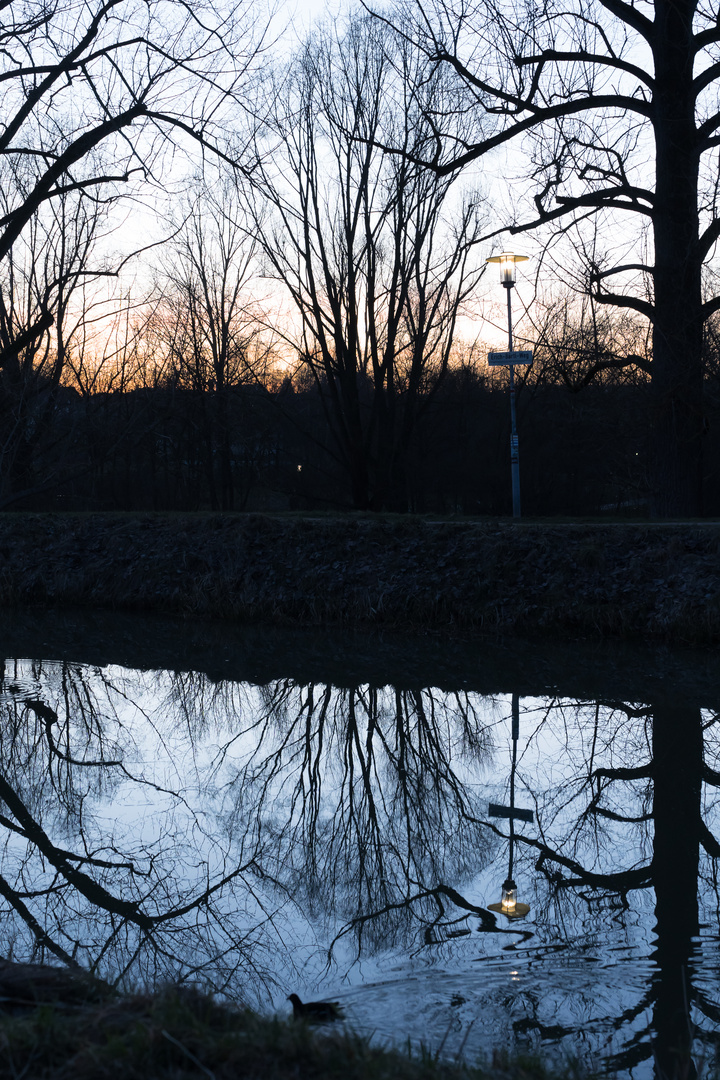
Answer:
top-left (287, 993), bottom-right (345, 1022)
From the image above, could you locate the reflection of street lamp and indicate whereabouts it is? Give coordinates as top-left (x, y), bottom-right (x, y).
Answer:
top-left (486, 252), bottom-right (530, 519)
top-left (489, 876), bottom-right (530, 920)
top-left (501, 877), bottom-right (517, 913)
top-left (488, 693), bottom-right (532, 920)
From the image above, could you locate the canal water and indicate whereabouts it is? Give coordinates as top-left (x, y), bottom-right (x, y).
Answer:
top-left (0, 610), bottom-right (718, 1078)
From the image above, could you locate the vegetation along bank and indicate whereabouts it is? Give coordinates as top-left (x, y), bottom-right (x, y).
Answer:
top-left (0, 981), bottom-right (571, 1080)
top-left (2, 513), bottom-right (720, 645)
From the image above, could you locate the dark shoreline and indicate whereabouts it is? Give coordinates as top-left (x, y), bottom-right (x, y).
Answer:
top-left (2, 512), bottom-right (720, 644)
top-left (0, 981), bottom-right (567, 1080)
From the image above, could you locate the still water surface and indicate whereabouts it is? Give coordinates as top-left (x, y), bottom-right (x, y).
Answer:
top-left (0, 611), bottom-right (718, 1078)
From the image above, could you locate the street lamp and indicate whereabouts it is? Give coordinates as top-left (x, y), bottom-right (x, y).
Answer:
top-left (486, 252), bottom-right (530, 518)
top-left (496, 252), bottom-right (526, 289)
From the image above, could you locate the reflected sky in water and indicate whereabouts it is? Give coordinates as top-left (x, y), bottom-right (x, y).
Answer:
top-left (0, 612), bottom-right (718, 1079)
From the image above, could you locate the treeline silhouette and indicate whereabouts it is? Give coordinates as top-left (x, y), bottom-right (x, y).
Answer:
top-left (9, 364), bottom-right (720, 516)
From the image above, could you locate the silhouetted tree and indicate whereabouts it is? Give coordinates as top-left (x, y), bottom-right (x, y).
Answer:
top-left (148, 176), bottom-right (270, 509)
top-left (382, 0), bottom-right (720, 516)
top-left (245, 14), bottom-right (487, 510)
top-left (0, 0), bottom-right (269, 506)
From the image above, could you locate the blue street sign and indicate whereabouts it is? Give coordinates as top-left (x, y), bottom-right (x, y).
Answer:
top-left (487, 350), bottom-right (533, 366)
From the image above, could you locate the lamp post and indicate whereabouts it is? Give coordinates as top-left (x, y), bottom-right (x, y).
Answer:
top-left (486, 252), bottom-right (530, 519)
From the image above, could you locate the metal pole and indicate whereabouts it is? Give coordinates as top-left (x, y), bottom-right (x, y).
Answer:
top-left (508, 692), bottom-right (519, 880)
top-left (506, 285), bottom-right (521, 518)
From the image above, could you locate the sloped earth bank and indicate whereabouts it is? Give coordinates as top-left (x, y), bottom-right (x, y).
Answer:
top-left (1, 513), bottom-right (720, 644)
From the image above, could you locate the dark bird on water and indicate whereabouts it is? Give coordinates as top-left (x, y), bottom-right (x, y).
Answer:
top-left (287, 992), bottom-right (345, 1022)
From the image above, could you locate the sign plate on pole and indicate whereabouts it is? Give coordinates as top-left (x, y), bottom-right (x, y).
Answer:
top-left (487, 350), bottom-right (533, 366)
top-left (488, 802), bottom-right (535, 823)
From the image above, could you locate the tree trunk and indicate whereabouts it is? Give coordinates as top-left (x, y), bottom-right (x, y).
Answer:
top-left (651, 701), bottom-right (702, 1080)
top-left (650, 0), bottom-right (704, 517)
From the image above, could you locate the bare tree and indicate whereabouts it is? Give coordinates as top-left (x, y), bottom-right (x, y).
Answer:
top-left (0, 186), bottom-right (111, 504)
top-left (149, 176), bottom-right (269, 509)
top-left (380, 0), bottom-right (720, 516)
top-left (528, 291), bottom-right (652, 393)
top-left (245, 14), bottom-right (488, 510)
top-left (0, 0), bottom-right (270, 504)
top-left (0, 0), bottom-right (267, 267)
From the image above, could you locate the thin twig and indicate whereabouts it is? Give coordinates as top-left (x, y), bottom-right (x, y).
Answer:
top-left (161, 1029), bottom-right (217, 1080)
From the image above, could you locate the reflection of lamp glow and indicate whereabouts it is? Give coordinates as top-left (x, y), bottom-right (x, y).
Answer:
top-left (489, 882), bottom-right (530, 920)
top-left (501, 877), bottom-right (517, 913)
top-left (487, 695), bottom-right (532, 921)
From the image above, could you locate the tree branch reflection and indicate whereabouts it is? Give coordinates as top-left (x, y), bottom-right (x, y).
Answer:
top-left (0, 660), bottom-right (288, 1000)
top-left (0, 653), bottom-right (718, 1079)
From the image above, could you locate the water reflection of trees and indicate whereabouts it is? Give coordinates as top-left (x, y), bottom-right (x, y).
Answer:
top-left (211, 678), bottom-right (720, 1079)
top-left (353, 693), bottom-right (720, 1080)
top-left (243, 683), bottom-right (718, 1078)
top-left (0, 661), bottom-right (507, 997)
top-left (1, 656), bottom-right (719, 1077)
top-left (218, 681), bottom-right (499, 946)
top-left (0, 659), bottom-right (277, 999)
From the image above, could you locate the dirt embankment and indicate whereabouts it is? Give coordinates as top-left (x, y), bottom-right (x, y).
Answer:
top-left (1, 513), bottom-right (719, 644)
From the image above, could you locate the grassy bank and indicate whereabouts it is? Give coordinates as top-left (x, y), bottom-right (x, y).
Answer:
top-left (2, 512), bottom-right (720, 643)
top-left (0, 987), bottom-right (572, 1080)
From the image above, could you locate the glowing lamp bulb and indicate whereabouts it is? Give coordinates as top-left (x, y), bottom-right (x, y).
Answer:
top-left (486, 251), bottom-right (529, 287)
top-left (499, 253), bottom-right (516, 286)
